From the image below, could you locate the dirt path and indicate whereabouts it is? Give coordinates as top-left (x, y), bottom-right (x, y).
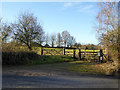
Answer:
top-left (3, 63), bottom-right (72, 77)
top-left (3, 63), bottom-right (119, 77)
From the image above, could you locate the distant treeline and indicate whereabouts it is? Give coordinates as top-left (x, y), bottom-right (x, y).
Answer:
top-left (1, 11), bottom-right (101, 51)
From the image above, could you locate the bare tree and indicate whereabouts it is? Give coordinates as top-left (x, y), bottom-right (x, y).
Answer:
top-left (68, 36), bottom-right (76, 47)
top-left (96, 2), bottom-right (118, 62)
top-left (13, 12), bottom-right (43, 50)
top-left (62, 30), bottom-right (70, 47)
top-left (36, 29), bottom-right (45, 46)
top-left (1, 22), bottom-right (12, 44)
top-left (118, 2), bottom-right (120, 68)
top-left (50, 33), bottom-right (56, 47)
top-left (44, 33), bottom-right (50, 46)
top-left (56, 33), bottom-right (62, 47)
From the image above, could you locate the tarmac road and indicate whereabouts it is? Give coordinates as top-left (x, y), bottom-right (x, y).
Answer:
top-left (2, 74), bottom-right (118, 88)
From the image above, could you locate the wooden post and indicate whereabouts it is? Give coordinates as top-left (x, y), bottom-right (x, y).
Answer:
top-left (93, 48), bottom-right (95, 61)
top-left (84, 48), bottom-right (86, 60)
top-left (100, 49), bottom-right (103, 63)
top-left (41, 47), bottom-right (43, 55)
top-left (78, 49), bottom-right (81, 60)
top-left (63, 48), bottom-right (65, 55)
top-left (73, 49), bottom-right (76, 58)
top-left (98, 49), bottom-right (103, 63)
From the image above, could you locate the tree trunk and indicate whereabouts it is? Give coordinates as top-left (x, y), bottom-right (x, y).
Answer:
top-left (65, 41), bottom-right (66, 47)
top-left (27, 44), bottom-right (32, 51)
top-left (58, 42), bottom-right (60, 47)
top-left (52, 42), bottom-right (54, 47)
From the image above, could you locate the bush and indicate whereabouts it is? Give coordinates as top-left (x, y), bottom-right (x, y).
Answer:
top-left (2, 43), bottom-right (41, 65)
top-left (2, 43), bottom-right (77, 65)
top-left (2, 51), bottom-right (40, 65)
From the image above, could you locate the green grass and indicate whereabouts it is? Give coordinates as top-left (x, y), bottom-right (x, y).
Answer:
top-left (4, 52), bottom-right (107, 75)
top-left (15, 60), bottom-right (106, 75)
top-left (67, 61), bottom-right (104, 75)
top-left (30, 57), bottom-right (105, 75)
top-left (30, 55), bottom-right (77, 65)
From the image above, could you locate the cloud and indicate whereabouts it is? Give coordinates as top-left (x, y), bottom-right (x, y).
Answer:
top-left (77, 4), bottom-right (95, 14)
top-left (62, 3), bottom-right (95, 14)
top-left (81, 5), bottom-right (94, 10)
top-left (63, 2), bottom-right (73, 8)
top-left (62, 2), bottom-right (81, 9)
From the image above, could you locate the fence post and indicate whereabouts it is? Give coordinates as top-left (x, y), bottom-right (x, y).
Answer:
top-left (78, 49), bottom-right (81, 60)
top-left (41, 47), bottom-right (43, 55)
top-left (84, 48), bottom-right (86, 61)
top-left (93, 48), bottom-right (95, 61)
top-left (99, 49), bottom-right (103, 63)
top-left (73, 49), bottom-right (76, 58)
top-left (63, 48), bottom-right (65, 55)
top-left (100, 49), bottom-right (103, 63)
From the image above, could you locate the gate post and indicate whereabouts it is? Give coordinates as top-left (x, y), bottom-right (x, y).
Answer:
top-left (41, 47), bottom-right (43, 55)
top-left (78, 49), bottom-right (81, 60)
top-left (63, 48), bottom-right (65, 55)
top-left (84, 48), bottom-right (86, 61)
top-left (98, 49), bottom-right (103, 63)
top-left (100, 49), bottom-right (103, 63)
top-left (73, 49), bottom-right (76, 58)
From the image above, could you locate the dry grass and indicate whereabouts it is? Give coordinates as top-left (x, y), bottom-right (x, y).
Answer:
top-left (94, 62), bottom-right (118, 75)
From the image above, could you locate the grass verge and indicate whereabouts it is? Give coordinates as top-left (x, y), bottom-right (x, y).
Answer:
top-left (30, 55), bottom-right (77, 65)
top-left (66, 61), bottom-right (105, 75)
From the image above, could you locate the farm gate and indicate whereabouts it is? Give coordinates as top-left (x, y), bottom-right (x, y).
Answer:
top-left (40, 47), bottom-right (105, 62)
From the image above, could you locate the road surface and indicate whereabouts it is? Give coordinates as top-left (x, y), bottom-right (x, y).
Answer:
top-left (2, 74), bottom-right (118, 88)
top-left (2, 63), bottom-right (119, 88)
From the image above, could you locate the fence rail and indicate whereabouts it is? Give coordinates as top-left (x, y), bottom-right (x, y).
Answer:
top-left (40, 47), bottom-right (105, 62)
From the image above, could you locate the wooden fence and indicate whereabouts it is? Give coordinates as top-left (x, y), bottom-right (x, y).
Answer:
top-left (40, 47), bottom-right (105, 62)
